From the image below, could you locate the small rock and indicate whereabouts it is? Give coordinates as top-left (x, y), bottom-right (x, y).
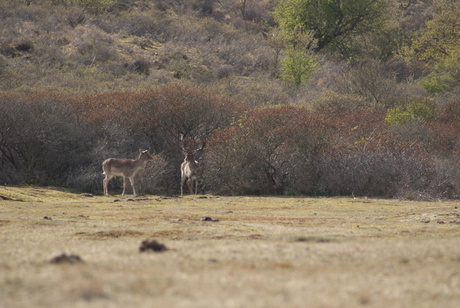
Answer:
top-left (139, 239), bottom-right (168, 252)
top-left (437, 220), bottom-right (445, 224)
top-left (201, 216), bottom-right (219, 222)
top-left (50, 253), bottom-right (84, 264)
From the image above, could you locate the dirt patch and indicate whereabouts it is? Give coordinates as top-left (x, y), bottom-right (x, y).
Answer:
top-left (295, 236), bottom-right (336, 243)
top-left (0, 220), bottom-right (11, 226)
top-left (149, 230), bottom-right (186, 239)
top-left (0, 194), bottom-right (14, 201)
top-left (74, 230), bottom-right (145, 239)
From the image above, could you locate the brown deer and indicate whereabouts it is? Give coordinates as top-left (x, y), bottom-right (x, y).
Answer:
top-left (180, 136), bottom-right (205, 196)
top-left (102, 149), bottom-right (154, 197)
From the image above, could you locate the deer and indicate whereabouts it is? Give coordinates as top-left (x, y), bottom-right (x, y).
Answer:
top-left (102, 149), bottom-right (154, 197)
top-left (180, 136), bottom-right (206, 196)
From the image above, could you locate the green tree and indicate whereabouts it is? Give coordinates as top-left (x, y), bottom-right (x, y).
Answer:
top-left (413, 2), bottom-right (460, 93)
top-left (273, 0), bottom-right (387, 53)
top-left (280, 47), bottom-right (316, 85)
top-left (414, 1), bottom-right (460, 62)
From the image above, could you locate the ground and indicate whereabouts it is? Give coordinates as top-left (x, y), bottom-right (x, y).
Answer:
top-left (0, 186), bottom-right (459, 307)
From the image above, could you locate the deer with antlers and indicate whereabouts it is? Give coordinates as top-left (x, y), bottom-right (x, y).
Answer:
top-left (180, 136), bottom-right (206, 196)
top-left (102, 149), bottom-right (154, 197)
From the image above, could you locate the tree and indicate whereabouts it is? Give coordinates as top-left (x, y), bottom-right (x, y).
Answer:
top-left (273, 0), bottom-right (387, 53)
top-left (413, 1), bottom-right (460, 93)
top-left (413, 1), bottom-right (460, 62)
top-left (280, 46), bottom-right (316, 85)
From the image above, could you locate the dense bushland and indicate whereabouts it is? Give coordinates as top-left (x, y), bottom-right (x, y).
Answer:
top-left (0, 85), bottom-right (242, 194)
top-left (1, 86), bottom-right (459, 199)
top-left (206, 105), bottom-right (460, 198)
top-left (0, 0), bottom-right (459, 199)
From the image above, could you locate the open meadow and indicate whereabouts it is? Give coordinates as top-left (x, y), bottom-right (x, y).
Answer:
top-left (1, 186), bottom-right (459, 308)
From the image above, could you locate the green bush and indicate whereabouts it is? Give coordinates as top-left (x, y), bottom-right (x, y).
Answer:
top-left (280, 47), bottom-right (316, 86)
top-left (385, 100), bottom-right (437, 126)
top-left (418, 73), bottom-right (455, 94)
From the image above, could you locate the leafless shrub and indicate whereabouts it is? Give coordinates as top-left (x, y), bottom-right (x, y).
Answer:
top-left (214, 76), bottom-right (290, 107)
top-left (206, 106), bottom-right (320, 195)
top-left (0, 92), bottom-right (93, 186)
top-left (323, 59), bottom-right (429, 110)
top-left (317, 147), bottom-right (431, 197)
top-left (139, 154), bottom-right (170, 195)
top-left (126, 59), bottom-right (151, 75)
top-left (311, 91), bottom-right (376, 114)
top-left (69, 25), bottom-right (117, 64)
top-left (216, 65), bottom-right (233, 79)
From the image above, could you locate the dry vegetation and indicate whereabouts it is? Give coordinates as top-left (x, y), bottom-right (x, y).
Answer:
top-left (1, 186), bottom-right (459, 307)
top-left (0, 0), bottom-right (459, 200)
top-left (1, 0), bottom-right (460, 199)
top-left (1, 2), bottom-right (459, 306)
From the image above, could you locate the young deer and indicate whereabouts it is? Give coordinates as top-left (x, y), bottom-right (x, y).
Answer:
top-left (180, 136), bottom-right (205, 196)
top-left (102, 149), bottom-right (154, 197)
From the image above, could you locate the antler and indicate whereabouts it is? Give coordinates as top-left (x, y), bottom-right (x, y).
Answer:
top-left (193, 139), bottom-right (206, 153)
top-left (179, 134), bottom-right (206, 153)
top-left (179, 134), bottom-right (187, 153)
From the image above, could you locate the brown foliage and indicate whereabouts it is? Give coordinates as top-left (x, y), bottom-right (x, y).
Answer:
top-left (205, 105), bottom-right (460, 198)
top-left (1, 84), bottom-right (460, 198)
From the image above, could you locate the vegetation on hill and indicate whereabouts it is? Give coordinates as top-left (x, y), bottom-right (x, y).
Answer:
top-left (0, 0), bottom-right (459, 199)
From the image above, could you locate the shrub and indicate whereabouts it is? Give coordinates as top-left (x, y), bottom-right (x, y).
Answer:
top-left (330, 60), bottom-right (403, 109)
top-left (311, 91), bottom-right (375, 114)
top-left (317, 145), bottom-right (433, 198)
top-left (280, 47), bottom-right (316, 86)
top-left (206, 106), bottom-right (334, 195)
top-left (384, 99), bottom-right (437, 126)
top-left (72, 84), bottom-right (243, 194)
top-left (0, 92), bottom-right (94, 186)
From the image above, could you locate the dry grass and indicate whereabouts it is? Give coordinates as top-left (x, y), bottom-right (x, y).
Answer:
top-left (1, 186), bottom-right (459, 308)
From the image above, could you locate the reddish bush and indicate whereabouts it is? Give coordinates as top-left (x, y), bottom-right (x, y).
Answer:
top-left (205, 105), bottom-right (460, 198)
top-left (72, 84), bottom-right (243, 194)
top-left (206, 106), bottom-right (336, 194)
top-left (2, 86), bottom-right (460, 198)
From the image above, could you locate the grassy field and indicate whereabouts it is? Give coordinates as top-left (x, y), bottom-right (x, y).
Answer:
top-left (1, 186), bottom-right (459, 308)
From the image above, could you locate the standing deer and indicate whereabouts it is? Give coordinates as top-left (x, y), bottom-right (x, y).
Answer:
top-left (102, 149), bottom-right (154, 197)
top-left (180, 136), bottom-right (206, 196)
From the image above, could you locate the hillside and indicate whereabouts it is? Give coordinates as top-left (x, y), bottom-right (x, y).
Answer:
top-left (1, 0), bottom-right (288, 105)
top-left (0, 1), bottom-right (456, 104)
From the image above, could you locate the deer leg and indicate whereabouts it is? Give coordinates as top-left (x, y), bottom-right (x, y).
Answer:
top-left (122, 176), bottom-right (127, 196)
top-left (187, 178), bottom-right (193, 194)
top-left (103, 175), bottom-right (112, 197)
top-left (194, 178), bottom-right (198, 195)
top-left (129, 177), bottom-right (137, 197)
top-left (180, 176), bottom-right (185, 197)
